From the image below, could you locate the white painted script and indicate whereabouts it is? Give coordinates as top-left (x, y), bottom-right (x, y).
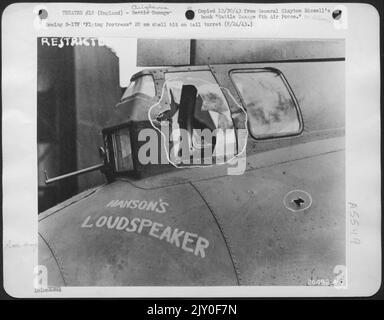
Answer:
top-left (106, 199), bottom-right (169, 213)
top-left (81, 215), bottom-right (209, 258)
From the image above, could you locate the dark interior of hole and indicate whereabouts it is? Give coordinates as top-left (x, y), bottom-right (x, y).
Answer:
top-left (293, 197), bottom-right (305, 206)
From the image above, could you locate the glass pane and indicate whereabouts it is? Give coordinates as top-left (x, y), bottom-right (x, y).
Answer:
top-left (121, 75), bottom-right (156, 100)
top-left (163, 71), bottom-right (234, 150)
top-left (231, 70), bottom-right (301, 138)
top-left (114, 127), bottom-right (133, 171)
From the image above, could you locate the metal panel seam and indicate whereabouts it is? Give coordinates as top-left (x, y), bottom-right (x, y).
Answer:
top-left (38, 184), bottom-right (107, 222)
top-left (189, 181), bottom-right (242, 285)
top-left (38, 232), bottom-right (67, 286)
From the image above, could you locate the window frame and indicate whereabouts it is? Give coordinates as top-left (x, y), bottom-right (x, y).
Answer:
top-left (229, 67), bottom-right (304, 140)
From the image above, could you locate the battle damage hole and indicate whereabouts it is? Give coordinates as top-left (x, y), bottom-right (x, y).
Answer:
top-left (292, 197), bottom-right (305, 206)
top-left (284, 190), bottom-right (312, 212)
top-left (332, 9), bottom-right (342, 20)
top-left (38, 9), bottom-right (48, 19)
top-left (185, 10), bottom-right (195, 20)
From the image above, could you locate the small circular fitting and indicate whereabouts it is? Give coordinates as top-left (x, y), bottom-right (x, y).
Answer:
top-left (185, 9), bottom-right (195, 20)
top-left (284, 189), bottom-right (312, 212)
top-left (38, 9), bottom-right (48, 19)
top-left (332, 9), bottom-right (342, 20)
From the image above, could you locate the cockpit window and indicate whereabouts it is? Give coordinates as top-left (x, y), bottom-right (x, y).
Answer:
top-left (112, 127), bottom-right (134, 172)
top-left (163, 71), bottom-right (235, 150)
top-left (121, 75), bottom-right (156, 100)
top-left (230, 69), bottom-right (302, 139)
